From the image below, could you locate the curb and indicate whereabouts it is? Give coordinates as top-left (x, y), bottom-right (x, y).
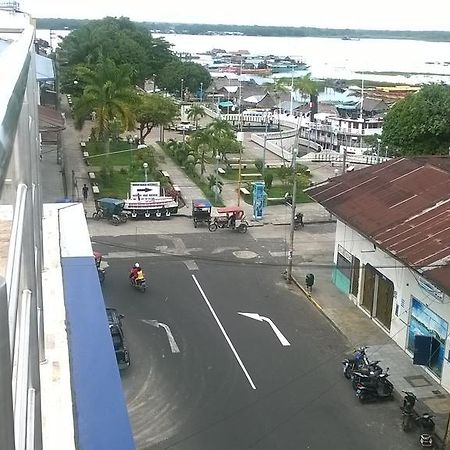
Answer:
top-left (290, 275), bottom-right (446, 448)
top-left (273, 219), bottom-right (337, 226)
top-left (290, 275), bottom-right (344, 337)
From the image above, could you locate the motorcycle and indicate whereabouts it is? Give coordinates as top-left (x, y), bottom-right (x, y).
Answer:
top-left (351, 360), bottom-right (383, 390)
top-left (342, 346), bottom-right (370, 379)
top-left (294, 212), bottom-right (304, 230)
top-left (401, 391), bottom-right (417, 432)
top-left (354, 368), bottom-right (394, 402)
top-left (416, 413), bottom-right (435, 448)
top-left (130, 276), bottom-right (146, 293)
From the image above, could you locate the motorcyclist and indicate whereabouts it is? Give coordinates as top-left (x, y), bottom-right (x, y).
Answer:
top-left (135, 267), bottom-right (145, 285)
top-left (129, 263), bottom-right (141, 283)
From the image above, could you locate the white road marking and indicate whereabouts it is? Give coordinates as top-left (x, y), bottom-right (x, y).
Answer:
top-left (269, 251), bottom-right (287, 257)
top-left (183, 260), bottom-right (199, 271)
top-left (238, 312), bottom-right (291, 347)
top-left (191, 274), bottom-right (257, 390)
top-left (103, 251), bottom-right (160, 258)
top-left (142, 320), bottom-right (180, 353)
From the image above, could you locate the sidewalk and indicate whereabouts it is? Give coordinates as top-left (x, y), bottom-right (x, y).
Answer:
top-left (46, 101), bottom-right (450, 441)
top-left (291, 265), bottom-right (450, 443)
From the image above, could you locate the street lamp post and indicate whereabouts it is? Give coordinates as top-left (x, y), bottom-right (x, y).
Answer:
top-left (377, 138), bottom-right (381, 163)
top-left (215, 154), bottom-right (220, 203)
top-left (200, 82), bottom-right (203, 102)
top-left (180, 78), bottom-right (184, 101)
top-left (143, 162), bottom-right (148, 182)
top-left (262, 118), bottom-right (269, 177)
top-left (286, 147), bottom-right (298, 283)
top-left (153, 74), bottom-right (156, 93)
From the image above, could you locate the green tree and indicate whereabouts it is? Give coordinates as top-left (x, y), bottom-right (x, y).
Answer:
top-left (382, 83), bottom-right (450, 155)
top-left (264, 172), bottom-right (274, 190)
top-left (158, 60), bottom-right (212, 96)
top-left (58, 17), bottom-right (175, 89)
top-left (135, 94), bottom-right (179, 144)
top-left (207, 175), bottom-right (223, 193)
top-left (73, 58), bottom-right (137, 152)
top-left (187, 104), bottom-right (206, 128)
top-left (293, 74), bottom-right (319, 121)
top-left (189, 129), bottom-right (213, 175)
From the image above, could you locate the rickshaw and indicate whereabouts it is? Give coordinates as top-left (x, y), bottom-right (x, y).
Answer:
top-left (92, 198), bottom-right (128, 225)
top-left (208, 206), bottom-right (248, 233)
top-left (192, 199), bottom-right (212, 228)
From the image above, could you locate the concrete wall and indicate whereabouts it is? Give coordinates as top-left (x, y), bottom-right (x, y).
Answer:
top-left (334, 220), bottom-right (450, 391)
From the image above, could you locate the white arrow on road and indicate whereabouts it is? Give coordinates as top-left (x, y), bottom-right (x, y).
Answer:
top-left (238, 313), bottom-right (291, 346)
top-left (142, 320), bottom-right (180, 353)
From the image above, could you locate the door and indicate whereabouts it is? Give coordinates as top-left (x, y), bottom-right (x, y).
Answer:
top-left (351, 257), bottom-right (360, 297)
top-left (375, 275), bottom-right (394, 330)
top-left (361, 264), bottom-right (375, 314)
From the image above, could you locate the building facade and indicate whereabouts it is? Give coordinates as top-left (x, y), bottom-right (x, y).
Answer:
top-left (308, 157), bottom-right (450, 391)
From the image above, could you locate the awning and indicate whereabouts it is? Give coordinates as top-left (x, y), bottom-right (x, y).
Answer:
top-left (36, 54), bottom-right (55, 81)
top-left (38, 105), bottom-right (65, 132)
top-left (218, 101), bottom-right (234, 107)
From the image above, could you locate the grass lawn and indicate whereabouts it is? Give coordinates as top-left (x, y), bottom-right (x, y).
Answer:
top-left (86, 141), bottom-right (136, 167)
top-left (220, 167), bottom-right (279, 181)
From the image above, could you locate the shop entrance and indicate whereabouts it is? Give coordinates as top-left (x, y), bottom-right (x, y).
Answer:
top-left (361, 264), bottom-right (394, 330)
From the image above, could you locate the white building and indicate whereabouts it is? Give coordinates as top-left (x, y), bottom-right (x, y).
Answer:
top-left (307, 157), bottom-right (450, 391)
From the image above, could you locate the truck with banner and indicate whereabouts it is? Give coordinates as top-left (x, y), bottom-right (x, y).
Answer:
top-left (123, 182), bottom-right (179, 219)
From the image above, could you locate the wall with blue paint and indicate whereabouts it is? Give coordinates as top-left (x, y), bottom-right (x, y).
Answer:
top-left (59, 204), bottom-right (134, 450)
top-left (332, 267), bottom-right (350, 294)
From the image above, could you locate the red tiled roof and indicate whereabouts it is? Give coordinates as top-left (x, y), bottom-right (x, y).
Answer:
top-left (38, 105), bottom-right (65, 132)
top-left (306, 157), bottom-right (450, 293)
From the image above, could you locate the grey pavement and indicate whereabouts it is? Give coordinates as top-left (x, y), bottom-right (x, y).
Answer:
top-left (291, 262), bottom-right (450, 443)
top-left (41, 99), bottom-right (450, 444)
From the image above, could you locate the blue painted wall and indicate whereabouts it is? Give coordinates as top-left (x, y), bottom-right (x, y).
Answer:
top-left (61, 256), bottom-right (135, 450)
top-left (332, 267), bottom-right (351, 294)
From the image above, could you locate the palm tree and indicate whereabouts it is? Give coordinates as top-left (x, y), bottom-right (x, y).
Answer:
top-left (206, 119), bottom-right (235, 156)
top-left (190, 129), bottom-right (212, 175)
top-left (293, 73), bottom-right (320, 122)
top-left (187, 104), bottom-right (206, 128)
top-left (74, 58), bottom-right (137, 152)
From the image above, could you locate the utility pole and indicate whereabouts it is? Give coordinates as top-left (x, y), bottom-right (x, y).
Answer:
top-left (342, 131), bottom-right (348, 175)
top-left (262, 119), bottom-right (269, 177)
top-left (286, 147), bottom-right (298, 283)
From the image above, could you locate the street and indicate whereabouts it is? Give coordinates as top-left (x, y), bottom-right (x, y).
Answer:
top-left (95, 231), bottom-right (419, 450)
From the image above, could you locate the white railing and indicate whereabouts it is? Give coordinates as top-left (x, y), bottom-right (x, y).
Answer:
top-left (0, 12), bottom-right (44, 450)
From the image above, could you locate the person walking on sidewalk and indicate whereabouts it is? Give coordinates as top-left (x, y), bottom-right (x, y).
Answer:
top-left (82, 184), bottom-right (89, 201)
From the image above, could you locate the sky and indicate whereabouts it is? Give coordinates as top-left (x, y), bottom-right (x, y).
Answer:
top-left (20, 0), bottom-right (450, 32)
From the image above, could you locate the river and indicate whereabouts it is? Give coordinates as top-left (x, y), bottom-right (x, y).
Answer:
top-left (37, 29), bottom-right (450, 85)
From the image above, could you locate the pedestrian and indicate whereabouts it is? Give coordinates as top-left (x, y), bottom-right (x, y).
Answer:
top-left (82, 184), bottom-right (89, 201)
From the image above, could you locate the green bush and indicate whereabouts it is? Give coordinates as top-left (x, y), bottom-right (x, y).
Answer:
top-left (255, 159), bottom-right (264, 173)
top-left (264, 172), bottom-right (274, 190)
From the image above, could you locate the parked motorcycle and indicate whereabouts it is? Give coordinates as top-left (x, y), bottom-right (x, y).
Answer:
top-left (354, 368), bottom-right (394, 402)
top-left (416, 413), bottom-right (435, 448)
top-left (294, 212), bottom-right (304, 230)
top-left (401, 391), bottom-right (417, 432)
top-left (342, 346), bottom-right (370, 379)
top-left (351, 360), bottom-right (383, 390)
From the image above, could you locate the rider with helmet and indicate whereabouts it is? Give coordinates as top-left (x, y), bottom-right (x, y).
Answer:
top-left (130, 262), bottom-right (144, 284)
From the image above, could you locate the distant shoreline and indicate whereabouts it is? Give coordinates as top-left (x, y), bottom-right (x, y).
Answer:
top-left (35, 18), bottom-right (450, 43)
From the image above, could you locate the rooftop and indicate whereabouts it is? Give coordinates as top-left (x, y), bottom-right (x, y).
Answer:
top-left (306, 156), bottom-right (450, 293)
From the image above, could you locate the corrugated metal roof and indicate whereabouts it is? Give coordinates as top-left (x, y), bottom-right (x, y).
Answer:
top-left (306, 157), bottom-right (450, 293)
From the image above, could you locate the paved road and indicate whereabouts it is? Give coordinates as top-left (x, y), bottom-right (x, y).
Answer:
top-left (95, 232), bottom-right (419, 450)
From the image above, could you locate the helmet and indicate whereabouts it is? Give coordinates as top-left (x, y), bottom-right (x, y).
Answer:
top-left (134, 263), bottom-right (140, 268)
